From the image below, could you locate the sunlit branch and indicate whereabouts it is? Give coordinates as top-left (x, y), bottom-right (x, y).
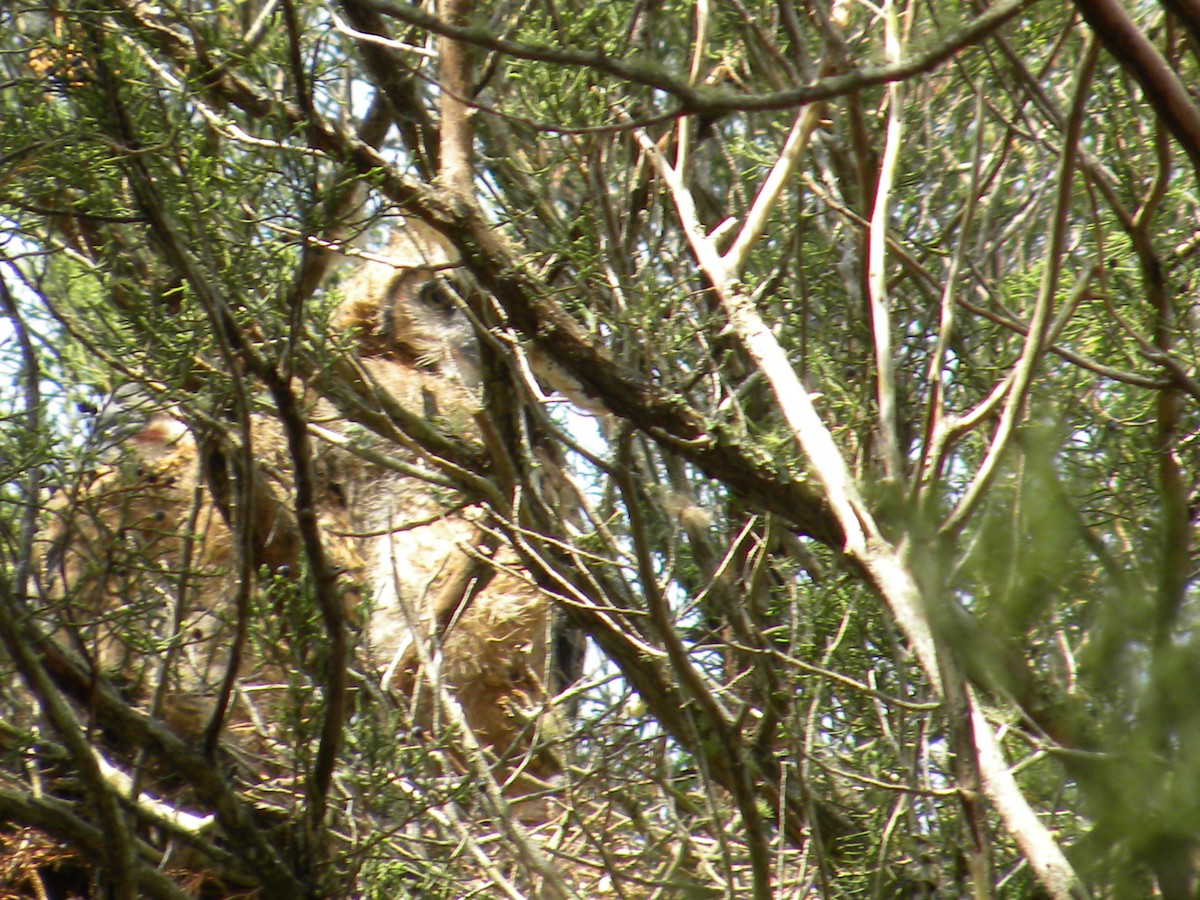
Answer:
top-left (673, 0), bottom-right (710, 177)
top-left (634, 115), bottom-right (1087, 899)
top-left (913, 94), bottom-right (987, 504)
top-left (867, 0), bottom-right (906, 483)
top-left (329, 9), bottom-right (436, 56)
top-left (437, 0), bottom-right (475, 197)
top-left (632, 125), bottom-right (942, 694)
top-left (971, 695), bottom-right (1089, 900)
top-left (722, 104), bottom-right (824, 277)
top-left (941, 40), bottom-right (1100, 538)
top-left (369, 0), bottom-right (1038, 117)
top-left (93, 750), bottom-right (215, 835)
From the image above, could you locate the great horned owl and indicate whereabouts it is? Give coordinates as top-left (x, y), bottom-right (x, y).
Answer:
top-left (37, 220), bottom-right (559, 785)
top-left (328, 223), bottom-right (555, 772)
top-left (332, 223), bottom-right (480, 387)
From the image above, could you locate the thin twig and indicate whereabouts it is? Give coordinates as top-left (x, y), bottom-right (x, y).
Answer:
top-left (940, 40), bottom-right (1100, 538)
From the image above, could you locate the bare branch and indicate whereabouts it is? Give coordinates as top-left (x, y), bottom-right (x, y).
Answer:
top-left (438, 0), bottom-right (475, 197)
top-left (971, 698), bottom-right (1089, 900)
top-left (1075, 0), bottom-right (1200, 181)
top-left (866, 0), bottom-right (906, 483)
top-left (722, 105), bottom-right (823, 277)
top-left (940, 40), bottom-right (1100, 538)
top-left (368, 0), bottom-right (1039, 118)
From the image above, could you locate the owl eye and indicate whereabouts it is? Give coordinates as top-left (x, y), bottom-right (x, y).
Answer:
top-left (416, 278), bottom-right (459, 319)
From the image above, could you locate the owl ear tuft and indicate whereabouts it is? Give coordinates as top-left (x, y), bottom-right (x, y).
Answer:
top-left (381, 218), bottom-right (459, 270)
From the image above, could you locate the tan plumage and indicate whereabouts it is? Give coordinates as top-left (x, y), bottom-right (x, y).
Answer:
top-left (38, 220), bottom-right (556, 789)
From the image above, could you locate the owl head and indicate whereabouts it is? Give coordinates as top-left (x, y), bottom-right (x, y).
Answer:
top-left (333, 220), bottom-right (479, 386)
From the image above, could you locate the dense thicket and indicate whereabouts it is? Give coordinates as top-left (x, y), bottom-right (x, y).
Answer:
top-left (2, 0), bottom-right (1200, 897)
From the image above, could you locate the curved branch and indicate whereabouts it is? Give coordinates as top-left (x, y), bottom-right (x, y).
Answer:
top-left (368, 0), bottom-right (1038, 117)
top-left (1074, 0), bottom-right (1200, 181)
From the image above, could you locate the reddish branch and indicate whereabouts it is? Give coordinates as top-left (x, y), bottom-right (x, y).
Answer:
top-left (1159, 0), bottom-right (1200, 46)
top-left (437, 0), bottom-right (475, 197)
top-left (1074, 0), bottom-right (1200, 180)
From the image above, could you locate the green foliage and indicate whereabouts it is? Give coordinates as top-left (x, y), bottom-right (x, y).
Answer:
top-left (4, 0), bottom-right (1200, 896)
